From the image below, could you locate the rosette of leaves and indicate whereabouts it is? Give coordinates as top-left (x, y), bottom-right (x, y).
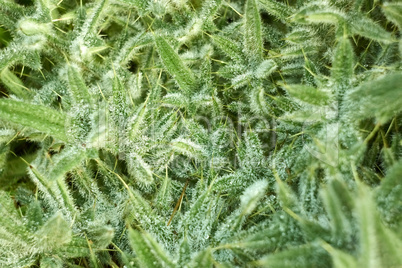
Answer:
top-left (0, 0), bottom-right (401, 267)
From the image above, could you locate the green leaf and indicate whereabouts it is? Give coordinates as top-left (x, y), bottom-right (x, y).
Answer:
top-left (162, 93), bottom-right (189, 109)
top-left (351, 15), bottom-right (396, 44)
top-left (212, 35), bottom-right (243, 62)
top-left (355, 182), bottom-right (402, 268)
top-left (28, 160), bottom-right (76, 215)
top-left (320, 242), bottom-right (358, 268)
top-left (0, 147), bottom-right (7, 177)
top-left (115, 32), bottom-right (152, 66)
top-left (376, 160), bottom-right (402, 226)
top-left (250, 87), bottom-right (272, 116)
top-left (87, 225), bottom-right (114, 248)
top-left (55, 177), bottom-right (76, 214)
top-left (186, 248), bottom-right (213, 268)
top-left (320, 179), bottom-right (353, 240)
top-left (0, 191), bottom-right (24, 225)
top-left (177, 233), bottom-right (191, 267)
top-left (382, 2), bottom-right (402, 30)
top-left (0, 98), bottom-right (67, 141)
top-left (254, 59), bottom-right (277, 79)
top-left (200, 0), bottom-right (222, 19)
top-left (19, 19), bottom-right (52, 36)
top-left (259, 0), bottom-right (294, 21)
top-left (128, 101), bottom-right (148, 140)
top-left (117, 0), bottom-right (148, 15)
top-left (345, 73), bottom-right (402, 123)
top-left (35, 212), bottom-right (72, 251)
top-left (258, 244), bottom-right (331, 268)
top-left (283, 84), bottom-right (330, 105)
top-left (67, 65), bottom-right (93, 106)
top-left (155, 36), bottom-right (196, 93)
top-left (128, 229), bottom-right (175, 268)
top-left (58, 237), bottom-right (90, 258)
top-left (48, 147), bottom-right (86, 181)
top-left (0, 44), bottom-right (41, 71)
top-left (0, 129), bottom-right (16, 143)
top-left (26, 200), bottom-right (44, 232)
top-left (40, 257), bottom-right (63, 268)
top-left (244, 0), bottom-right (264, 63)
top-left (171, 137), bottom-right (204, 160)
top-left (0, 68), bottom-right (31, 99)
top-left (112, 74), bottom-right (129, 122)
top-left (275, 175), bottom-right (300, 213)
top-left (332, 36), bottom-right (354, 95)
top-left (285, 28), bottom-right (315, 45)
top-left (240, 180), bottom-right (268, 215)
top-left (28, 165), bottom-right (59, 206)
top-left (293, 6), bottom-right (345, 25)
top-left (79, 0), bottom-right (108, 39)
top-left (127, 153), bottom-right (154, 186)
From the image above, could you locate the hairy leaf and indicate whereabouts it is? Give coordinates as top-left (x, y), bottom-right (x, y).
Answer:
top-left (244, 0), bottom-right (264, 63)
top-left (155, 36), bottom-right (196, 93)
top-left (0, 98), bottom-right (67, 140)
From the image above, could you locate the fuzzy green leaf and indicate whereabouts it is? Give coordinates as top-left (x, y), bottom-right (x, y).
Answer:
top-left (254, 59), bottom-right (277, 79)
top-left (0, 98), bottom-right (67, 141)
top-left (40, 257), bottom-right (63, 268)
top-left (212, 35), bottom-right (243, 62)
top-left (117, 0), bottom-right (148, 15)
top-left (28, 161), bottom-right (76, 215)
top-left (294, 6), bottom-right (345, 25)
top-left (57, 237), bottom-right (91, 258)
top-left (332, 36), bottom-right (354, 95)
top-left (376, 160), bottom-right (402, 226)
top-left (351, 15), bottom-right (396, 44)
top-left (87, 225), bottom-right (114, 248)
top-left (259, 0), bottom-right (293, 20)
top-left (35, 212), bottom-right (72, 251)
top-left (240, 180), bottom-right (268, 215)
top-left (155, 36), bottom-right (196, 93)
top-left (276, 177), bottom-right (299, 212)
top-left (244, 0), bottom-right (264, 63)
top-left (48, 147), bottom-right (86, 181)
top-left (0, 144), bottom-right (8, 176)
top-left (186, 248), bottom-right (213, 268)
top-left (26, 200), bottom-right (44, 232)
top-left (127, 153), bottom-right (154, 186)
top-left (67, 65), bottom-right (93, 105)
top-left (171, 137), bottom-right (204, 160)
top-left (178, 233), bottom-right (191, 266)
top-left (128, 229), bottom-right (175, 268)
top-left (320, 179), bottom-right (353, 240)
top-left (321, 242), bottom-right (358, 268)
top-left (283, 84), bottom-right (330, 105)
top-left (79, 0), bottom-right (108, 39)
top-left (0, 68), bottom-right (31, 99)
top-left (356, 182), bottom-right (402, 268)
top-left (112, 75), bottom-right (129, 121)
top-left (258, 244), bottom-right (331, 267)
top-left (19, 19), bottom-right (52, 36)
top-left (128, 102), bottom-right (148, 140)
top-left (345, 72), bottom-right (402, 123)
top-left (382, 2), bottom-right (402, 29)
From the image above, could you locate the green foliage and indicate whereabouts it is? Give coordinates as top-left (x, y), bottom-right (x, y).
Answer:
top-left (128, 228), bottom-right (175, 268)
top-left (0, 0), bottom-right (401, 267)
top-left (155, 35), bottom-right (196, 93)
top-left (345, 73), bottom-right (402, 123)
top-left (244, 0), bottom-right (264, 63)
top-left (0, 98), bottom-right (67, 140)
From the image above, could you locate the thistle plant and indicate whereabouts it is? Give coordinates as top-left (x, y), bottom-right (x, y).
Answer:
top-left (0, 0), bottom-right (401, 267)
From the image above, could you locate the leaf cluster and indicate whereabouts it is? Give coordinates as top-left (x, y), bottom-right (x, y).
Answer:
top-left (0, 0), bottom-right (401, 267)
